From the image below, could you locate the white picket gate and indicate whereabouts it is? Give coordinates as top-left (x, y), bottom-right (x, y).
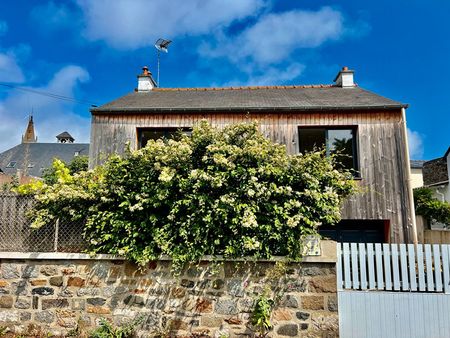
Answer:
top-left (337, 243), bottom-right (450, 338)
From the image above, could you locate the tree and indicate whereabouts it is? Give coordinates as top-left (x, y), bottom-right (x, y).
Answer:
top-left (21, 121), bottom-right (356, 268)
top-left (42, 156), bottom-right (88, 185)
top-left (414, 187), bottom-right (450, 226)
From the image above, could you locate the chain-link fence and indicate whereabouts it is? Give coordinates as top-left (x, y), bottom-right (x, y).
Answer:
top-left (0, 193), bottom-right (88, 252)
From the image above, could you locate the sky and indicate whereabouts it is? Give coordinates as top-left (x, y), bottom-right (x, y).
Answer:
top-left (0, 0), bottom-right (449, 160)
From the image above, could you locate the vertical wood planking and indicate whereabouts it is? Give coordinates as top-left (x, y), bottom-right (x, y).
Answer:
top-left (383, 244), bottom-right (392, 290)
top-left (337, 243), bottom-right (343, 291)
top-left (400, 244), bottom-right (410, 291)
top-left (443, 245), bottom-right (450, 294)
top-left (367, 243), bottom-right (376, 289)
top-left (417, 244), bottom-right (426, 291)
top-left (392, 244), bottom-right (401, 290)
top-left (375, 243), bottom-right (384, 289)
top-left (343, 243), bottom-right (351, 289)
top-left (351, 243), bottom-right (360, 289)
top-left (407, 244), bottom-right (417, 291)
top-left (359, 243), bottom-right (368, 290)
top-left (425, 245), bottom-right (435, 291)
top-left (433, 244), bottom-right (443, 292)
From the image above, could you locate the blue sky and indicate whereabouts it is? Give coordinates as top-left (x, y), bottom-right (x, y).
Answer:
top-left (0, 0), bottom-right (449, 160)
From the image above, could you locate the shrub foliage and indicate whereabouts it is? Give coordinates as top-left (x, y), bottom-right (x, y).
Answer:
top-left (414, 187), bottom-right (450, 226)
top-left (21, 121), bottom-right (356, 268)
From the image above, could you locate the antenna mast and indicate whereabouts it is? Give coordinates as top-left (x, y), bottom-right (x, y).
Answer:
top-left (154, 38), bottom-right (172, 87)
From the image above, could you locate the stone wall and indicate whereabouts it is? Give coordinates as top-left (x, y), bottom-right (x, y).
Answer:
top-left (0, 256), bottom-right (338, 337)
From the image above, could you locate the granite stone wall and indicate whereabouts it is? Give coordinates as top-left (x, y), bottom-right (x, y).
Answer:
top-left (0, 257), bottom-right (338, 337)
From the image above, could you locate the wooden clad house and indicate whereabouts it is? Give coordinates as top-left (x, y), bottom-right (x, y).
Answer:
top-left (89, 67), bottom-right (416, 244)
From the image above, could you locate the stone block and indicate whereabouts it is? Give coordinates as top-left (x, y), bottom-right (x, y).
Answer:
top-left (171, 287), bottom-right (186, 298)
top-left (32, 287), bottom-right (54, 296)
top-left (0, 310), bottom-right (20, 322)
top-left (215, 299), bottom-right (238, 315)
top-left (67, 276), bottom-right (85, 287)
top-left (311, 314), bottom-right (339, 333)
top-left (201, 316), bottom-right (222, 327)
top-left (42, 299), bottom-right (69, 310)
top-left (146, 297), bottom-right (166, 310)
top-left (11, 281), bottom-right (27, 295)
top-left (195, 298), bottom-right (213, 313)
top-left (20, 312), bottom-right (31, 321)
top-left (87, 306), bottom-right (111, 314)
top-left (301, 296), bottom-right (324, 310)
top-left (300, 323), bottom-right (309, 330)
top-left (1, 263), bottom-right (20, 279)
top-left (0, 288), bottom-right (8, 294)
top-left (280, 295), bottom-right (298, 308)
top-left (35, 310), bottom-right (55, 323)
top-left (40, 266), bottom-right (58, 276)
top-left (167, 318), bottom-right (188, 330)
top-left (58, 288), bottom-right (74, 298)
top-left (277, 324), bottom-right (298, 336)
top-left (273, 308), bottom-right (292, 321)
top-left (77, 287), bottom-right (100, 297)
top-left (49, 276), bottom-right (63, 287)
top-left (180, 279), bottom-right (195, 288)
top-left (15, 298), bottom-right (31, 309)
top-left (87, 297), bottom-right (106, 306)
top-left (296, 311), bottom-right (310, 321)
top-left (0, 280), bottom-right (8, 287)
top-left (61, 266), bottom-right (76, 275)
top-left (227, 279), bottom-right (245, 297)
top-left (32, 296), bottom-right (39, 309)
top-left (212, 279), bottom-right (225, 289)
top-left (30, 279), bottom-right (47, 286)
top-left (0, 295), bottom-right (13, 308)
top-left (309, 275), bottom-right (337, 293)
top-left (71, 299), bottom-right (86, 310)
top-left (22, 265), bottom-right (39, 278)
top-left (238, 298), bottom-right (254, 313)
top-left (327, 295), bottom-right (338, 312)
top-left (123, 295), bottom-right (145, 307)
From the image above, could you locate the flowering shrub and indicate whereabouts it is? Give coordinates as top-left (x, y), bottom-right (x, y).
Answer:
top-left (21, 121), bottom-right (356, 268)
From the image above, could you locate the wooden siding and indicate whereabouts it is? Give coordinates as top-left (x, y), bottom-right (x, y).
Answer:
top-left (89, 111), bottom-right (412, 243)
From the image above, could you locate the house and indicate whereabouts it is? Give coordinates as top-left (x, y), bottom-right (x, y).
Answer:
top-left (422, 147), bottom-right (450, 226)
top-left (410, 160), bottom-right (425, 189)
top-left (0, 116), bottom-right (90, 178)
top-left (89, 66), bottom-right (416, 243)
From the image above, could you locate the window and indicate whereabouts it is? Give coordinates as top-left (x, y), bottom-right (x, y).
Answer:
top-left (27, 163), bottom-right (35, 168)
top-left (6, 161), bottom-right (16, 168)
top-left (299, 127), bottom-right (359, 174)
top-left (137, 128), bottom-right (191, 148)
top-left (74, 151), bottom-right (80, 156)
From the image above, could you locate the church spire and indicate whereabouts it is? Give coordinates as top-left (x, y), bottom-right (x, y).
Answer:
top-left (22, 115), bottom-right (37, 143)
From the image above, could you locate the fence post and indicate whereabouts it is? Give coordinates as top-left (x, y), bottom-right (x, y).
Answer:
top-left (54, 218), bottom-right (59, 252)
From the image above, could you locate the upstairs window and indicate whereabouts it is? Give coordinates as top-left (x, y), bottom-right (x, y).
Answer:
top-left (6, 161), bottom-right (16, 168)
top-left (137, 128), bottom-right (192, 149)
top-left (298, 127), bottom-right (359, 175)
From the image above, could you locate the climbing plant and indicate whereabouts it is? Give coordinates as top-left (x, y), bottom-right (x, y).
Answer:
top-left (19, 121), bottom-right (356, 269)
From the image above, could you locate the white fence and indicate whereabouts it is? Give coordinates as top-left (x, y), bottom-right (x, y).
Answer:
top-left (338, 243), bottom-right (450, 338)
top-left (337, 243), bottom-right (450, 293)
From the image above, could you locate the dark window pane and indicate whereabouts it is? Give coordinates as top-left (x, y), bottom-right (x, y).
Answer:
top-left (328, 129), bottom-right (355, 171)
top-left (138, 128), bottom-right (191, 148)
top-left (299, 128), bottom-right (326, 153)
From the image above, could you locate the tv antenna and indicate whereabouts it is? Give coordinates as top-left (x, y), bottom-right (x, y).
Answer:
top-left (154, 38), bottom-right (172, 87)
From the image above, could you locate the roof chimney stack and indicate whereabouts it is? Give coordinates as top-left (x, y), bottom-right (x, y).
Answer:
top-left (137, 66), bottom-right (156, 92)
top-left (334, 66), bottom-right (355, 87)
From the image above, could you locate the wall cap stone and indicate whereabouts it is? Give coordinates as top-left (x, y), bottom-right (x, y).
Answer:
top-left (0, 241), bottom-right (336, 263)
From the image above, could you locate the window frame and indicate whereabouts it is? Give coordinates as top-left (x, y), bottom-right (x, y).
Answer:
top-left (136, 127), bottom-right (192, 149)
top-left (298, 125), bottom-right (360, 178)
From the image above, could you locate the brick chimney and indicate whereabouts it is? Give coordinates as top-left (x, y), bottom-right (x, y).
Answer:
top-left (137, 66), bottom-right (157, 92)
top-left (334, 66), bottom-right (355, 87)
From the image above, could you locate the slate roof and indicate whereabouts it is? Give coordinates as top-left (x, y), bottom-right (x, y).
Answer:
top-left (0, 143), bottom-right (89, 177)
top-left (410, 160), bottom-right (426, 169)
top-left (423, 156), bottom-right (449, 186)
top-left (56, 131), bottom-right (74, 139)
top-left (91, 85), bottom-right (407, 113)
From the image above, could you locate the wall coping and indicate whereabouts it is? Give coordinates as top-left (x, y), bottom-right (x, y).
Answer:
top-left (0, 241), bottom-right (337, 263)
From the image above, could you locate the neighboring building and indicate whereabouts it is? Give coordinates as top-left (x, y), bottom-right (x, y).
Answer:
top-left (410, 160), bottom-right (425, 189)
top-left (423, 147), bottom-right (450, 203)
top-left (89, 66), bottom-right (416, 243)
top-left (0, 116), bottom-right (89, 178)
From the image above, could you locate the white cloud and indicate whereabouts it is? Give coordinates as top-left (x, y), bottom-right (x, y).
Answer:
top-left (0, 52), bottom-right (25, 83)
top-left (0, 65), bottom-right (91, 152)
top-left (0, 20), bottom-right (7, 36)
top-left (407, 128), bottom-right (424, 159)
top-left (30, 2), bottom-right (73, 30)
top-left (76, 0), bottom-right (266, 49)
top-left (201, 7), bottom-right (343, 66)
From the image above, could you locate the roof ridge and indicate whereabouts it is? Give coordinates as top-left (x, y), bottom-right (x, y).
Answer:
top-left (153, 84), bottom-right (339, 92)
